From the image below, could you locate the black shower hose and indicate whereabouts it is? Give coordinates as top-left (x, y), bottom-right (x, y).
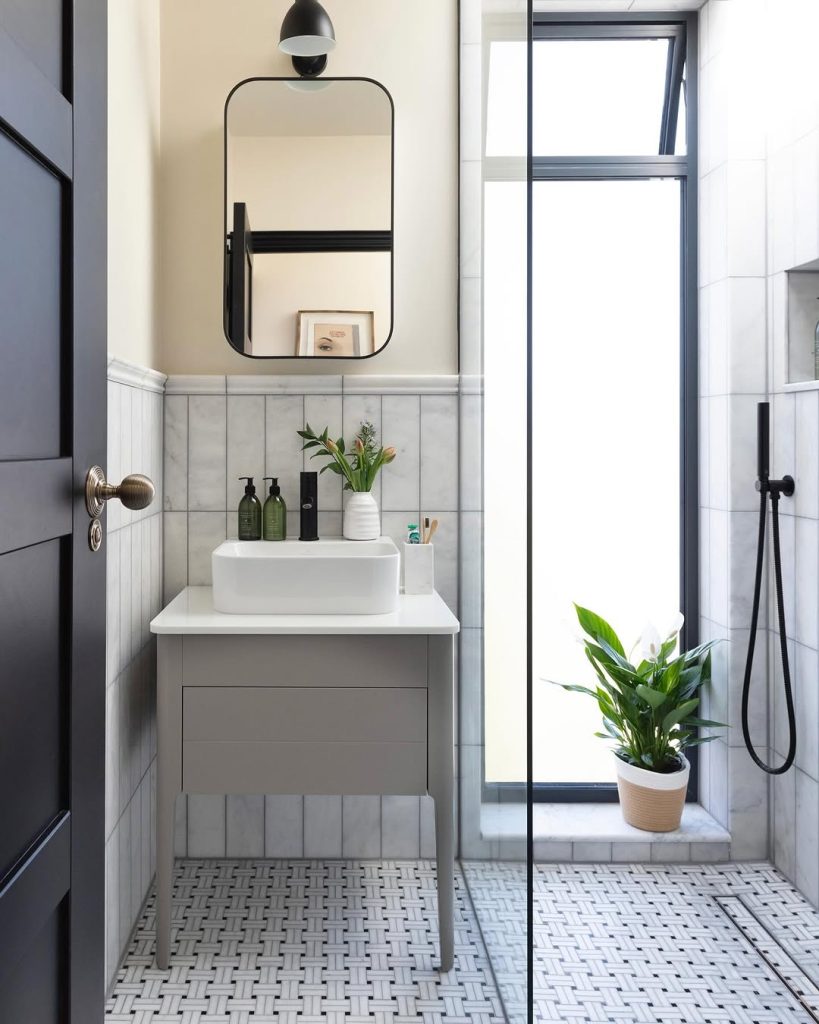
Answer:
top-left (741, 487), bottom-right (796, 775)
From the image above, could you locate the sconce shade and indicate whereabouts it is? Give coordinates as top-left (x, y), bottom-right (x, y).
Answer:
top-left (279, 0), bottom-right (336, 57)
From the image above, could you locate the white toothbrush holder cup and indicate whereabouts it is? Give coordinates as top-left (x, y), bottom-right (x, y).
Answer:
top-left (403, 543), bottom-right (435, 595)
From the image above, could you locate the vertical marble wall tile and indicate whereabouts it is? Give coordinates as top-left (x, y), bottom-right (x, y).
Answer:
top-left (728, 744), bottom-right (768, 859)
top-left (795, 517), bottom-right (819, 649)
top-left (188, 512), bottom-right (226, 585)
top-left (187, 795), bottom-right (226, 857)
top-left (381, 796), bottom-right (420, 858)
top-left (117, 807), bottom-right (132, 951)
top-left (796, 642), bottom-right (819, 780)
top-left (105, 833), bottom-right (119, 992)
top-left (163, 512), bottom-right (188, 602)
top-left (227, 396), bottom-right (265, 512)
top-left (119, 385), bottom-right (133, 528)
top-left (265, 795), bottom-right (304, 857)
top-left (317, 511), bottom-right (342, 538)
top-left (795, 391), bottom-right (819, 519)
top-left (460, 393), bottom-right (482, 513)
top-left (421, 510), bottom-right (458, 613)
top-left (188, 396), bottom-right (227, 511)
top-left (773, 767), bottom-right (797, 882)
top-left (119, 524), bottom-right (132, 671)
top-left (343, 394), bottom-right (383, 506)
top-left (459, 511), bottom-right (482, 628)
top-left (304, 395), bottom-right (343, 511)
top-left (174, 794), bottom-right (188, 857)
top-left (106, 678), bottom-right (120, 840)
top-left (382, 396), bottom-right (421, 511)
top-left (460, 628), bottom-right (483, 747)
top-left (106, 529), bottom-right (121, 685)
top-left (796, 769), bottom-right (819, 907)
top-left (304, 795), bottom-right (342, 857)
top-left (420, 796), bottom-right (436, 859)
top-left (266, 396), bottom-right (304, 511)
top-left (226, 795), bottom-right (265, 857)
top-left (164, 395), bottom-right (188, 511)
top-left (107, 381), bottom-right (122, 533)
top-left (342, 796), bottom-right (381, 858)
top-left (420, 396), bottom-right (458, 511)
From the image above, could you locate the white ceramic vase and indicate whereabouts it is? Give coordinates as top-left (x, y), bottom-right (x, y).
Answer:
top-left (343, 491), bottom-right (380, 541)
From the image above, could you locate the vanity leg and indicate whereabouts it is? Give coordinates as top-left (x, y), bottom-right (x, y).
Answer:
top-left (156, 636), bottom-right (182, 970)
top-left (428, 633), bottom-right (455, 973)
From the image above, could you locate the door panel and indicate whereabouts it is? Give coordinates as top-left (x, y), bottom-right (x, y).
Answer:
top-left (0, 0), bottom-right (106, 1020)
top-left (0, 541), bottom-right (64, 879)
top-left (0, 0), bottom-right (64, 90)
top-left (0, 131), bottom-right (63, 459)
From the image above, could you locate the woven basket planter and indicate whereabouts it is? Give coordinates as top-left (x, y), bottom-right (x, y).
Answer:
top-left (615, 754), bottom-right (689, 832)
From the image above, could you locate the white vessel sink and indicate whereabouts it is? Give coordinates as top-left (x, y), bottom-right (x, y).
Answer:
top-left (211, 538), bottom-right (400, 615)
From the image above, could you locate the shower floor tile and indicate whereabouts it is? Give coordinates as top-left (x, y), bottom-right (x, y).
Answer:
top-left (462, 861), bottom-right (819, 1024)
top-left (105, 859), bottom-right (504, 1024)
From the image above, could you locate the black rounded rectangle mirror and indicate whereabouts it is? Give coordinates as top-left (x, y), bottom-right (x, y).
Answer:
top-left (224, 77), bottom-right (394, 358)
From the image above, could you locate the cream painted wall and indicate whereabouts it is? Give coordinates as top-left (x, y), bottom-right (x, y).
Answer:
top-left (159, 0), bottom-right (458, 375)
top-left (108, 0), bottom-right (161, 368)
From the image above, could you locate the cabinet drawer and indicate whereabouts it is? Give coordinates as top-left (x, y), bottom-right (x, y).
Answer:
top-left (182, 635), bottom-right (427, 688)
top-left (183, 686), bottom-right (427, 743)
top-left (183, 740), bottom-right (427, 795)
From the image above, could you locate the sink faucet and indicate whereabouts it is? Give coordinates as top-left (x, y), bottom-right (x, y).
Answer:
top-left (299, 471), bottom-right (318, 541)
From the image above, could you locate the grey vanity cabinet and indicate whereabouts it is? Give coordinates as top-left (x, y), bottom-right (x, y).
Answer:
top-left (152, 591), bottom-right (458, 974)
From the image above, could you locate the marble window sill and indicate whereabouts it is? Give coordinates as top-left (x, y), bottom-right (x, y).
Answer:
top-left (481, 802), bottom-right (731, 845)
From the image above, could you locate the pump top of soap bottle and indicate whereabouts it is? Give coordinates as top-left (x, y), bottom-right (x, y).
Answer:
top-left (262, 476), bottom-right (287, 541)
top-left (238, 477), bottom-right (262, 540)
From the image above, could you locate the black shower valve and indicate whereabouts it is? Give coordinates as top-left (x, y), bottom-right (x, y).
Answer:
top-left (756, 474), bottom-right (795, 499)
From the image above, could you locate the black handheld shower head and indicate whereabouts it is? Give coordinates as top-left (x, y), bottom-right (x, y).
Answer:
top-left (757, 401), bottom-right (770, 483)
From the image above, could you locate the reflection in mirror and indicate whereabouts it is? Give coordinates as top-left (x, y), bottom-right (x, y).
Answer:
top-left (224, 78), bottom-right (393, 358)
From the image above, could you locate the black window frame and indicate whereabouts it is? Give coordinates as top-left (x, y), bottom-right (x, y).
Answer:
top-left (483, 11), bottom-right (699, 804)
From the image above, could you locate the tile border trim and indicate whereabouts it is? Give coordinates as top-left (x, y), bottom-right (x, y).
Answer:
top-left (107, 356), bottom-right (167, 393)
top-left (165, 374), bottom-right (461, 396)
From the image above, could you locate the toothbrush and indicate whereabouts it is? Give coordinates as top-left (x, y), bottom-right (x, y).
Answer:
top-left (426, 518), bottom-right (439, 544)
top-left (422, 516), bottom-right (431, 544)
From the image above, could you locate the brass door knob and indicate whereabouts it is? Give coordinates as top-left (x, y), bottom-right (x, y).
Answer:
top-left (85, 465), bottom-right (156, 517)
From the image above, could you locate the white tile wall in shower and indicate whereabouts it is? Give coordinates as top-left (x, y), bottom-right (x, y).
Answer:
top-left (162, 374), bottom-right (459, 859)
top-left (104, 357), bottom-right (165, 994)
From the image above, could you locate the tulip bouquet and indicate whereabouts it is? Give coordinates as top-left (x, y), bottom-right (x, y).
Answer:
top-left (298, 420), bottom-right (396, 492)
top-left (554, 605), bottom-right (724, 774)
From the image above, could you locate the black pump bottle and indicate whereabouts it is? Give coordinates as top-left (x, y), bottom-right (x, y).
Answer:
top-left (299, 471), bottom-right (318, 541)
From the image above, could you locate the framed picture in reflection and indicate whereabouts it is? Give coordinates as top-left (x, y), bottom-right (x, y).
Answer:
top-left (296, 310), bottom-right (375, 358)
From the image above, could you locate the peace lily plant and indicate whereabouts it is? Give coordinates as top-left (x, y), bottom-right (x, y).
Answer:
top-left (554, 604), bottom-right (724, 832)
top-left (298, 421), bottom-right (396, 540)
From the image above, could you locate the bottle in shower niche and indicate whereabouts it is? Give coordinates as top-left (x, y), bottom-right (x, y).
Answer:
top-left (262, 477), bottom-right (287, 540)
top-left (237, 477), bottom-right (262, 540)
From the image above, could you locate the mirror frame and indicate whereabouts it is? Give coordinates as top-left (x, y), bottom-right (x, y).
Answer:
top-left (223, 76), bottom-right (395, 360)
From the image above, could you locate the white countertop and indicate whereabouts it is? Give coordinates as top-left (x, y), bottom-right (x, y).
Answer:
top-left (150, 586), bottom-right (460, 636)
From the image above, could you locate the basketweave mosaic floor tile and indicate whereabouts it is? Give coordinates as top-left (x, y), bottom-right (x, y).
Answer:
top-left (461, 860), bottom-right (819, 1024)
top-left (105, 860), bottom-right (504, 1024)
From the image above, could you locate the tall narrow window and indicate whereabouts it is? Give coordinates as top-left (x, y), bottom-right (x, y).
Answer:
top-left (482, 18), bottom-right (696, 798)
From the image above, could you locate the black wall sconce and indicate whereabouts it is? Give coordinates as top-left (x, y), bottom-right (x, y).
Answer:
top-left (279, 0), bottom-right (336, 78)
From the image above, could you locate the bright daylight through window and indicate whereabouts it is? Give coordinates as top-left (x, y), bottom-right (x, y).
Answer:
top-left (483, 24), bottom-right (691, 791)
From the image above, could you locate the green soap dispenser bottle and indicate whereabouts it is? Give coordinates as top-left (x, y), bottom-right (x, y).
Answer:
top-left (237, 477), bottom-right (262, 540)
top-left (262, 477), bottom-right (287, 541)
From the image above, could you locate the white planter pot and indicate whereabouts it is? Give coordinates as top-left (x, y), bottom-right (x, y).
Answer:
top-left (615, 753), bottom-right (690, 832)
top-left (343, 491), bottom-right (380, 541)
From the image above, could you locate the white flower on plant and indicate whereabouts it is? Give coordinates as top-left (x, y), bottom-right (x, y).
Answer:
top-left (638, 612), bottom-right (685, 663)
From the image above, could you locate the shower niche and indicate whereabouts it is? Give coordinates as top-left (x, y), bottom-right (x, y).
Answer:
top-left (786, 262), bottom-right (819, 384)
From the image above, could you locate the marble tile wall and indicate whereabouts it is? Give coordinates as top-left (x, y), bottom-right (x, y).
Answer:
top-left (760, 0), bottom-right (819, 908)
top-left (162, 374), bottom-right (459, 859)
top-left (696, 0), bottom-right (771, 861)
top-left (104, 358), bottom-right (166, 992)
